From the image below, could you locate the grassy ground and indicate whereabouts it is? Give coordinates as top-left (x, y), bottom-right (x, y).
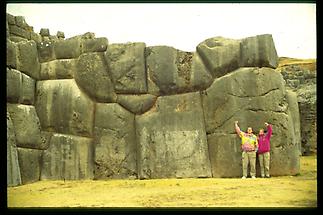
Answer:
top-left (277, 57), bottom-right (316, 71)
top-left (7, 155), bottom-right (316, 208)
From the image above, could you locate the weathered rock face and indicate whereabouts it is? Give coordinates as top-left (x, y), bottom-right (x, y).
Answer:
top-left (7, 68), bottom-right (35, 105)
top-left (7, 104), bottom-right (50, 150)
top-left (75, 52), bottom-right (116, 102)
top-left (17, 40), bottom-right (40, 80)
top-left (37, 40), bottom-right (56, 63)
top-left (240, 34), bottom-right (278, 68)
top-left (7, 112), bottom-right (22, 187)
top-left (94, 103), bottom-right (136, 179)
top-left (41, 134), bottom-right (94, 180)
top-left (116, 94), bottom-right (157, 114)
top-left (197, 37), bottom-right (241, 79)
top-left (40, 59), bottom-right (75, 80)
top-left (146, 46), bottom-right (213, 95)
top-left (35, 79), bottom-right (95, 137)
top-left (7, 39), bottom-right (17, 69)
top-left (17, 148), bottom-right (42, 184)
top-left (202, 67), bottom-right (300, 177)
top-left (82, 37), bottom-right (108, 53)
top-left (105, 43), bottom-right (147, 94)
top-left (278, 62), bottom-right (317, 155)
top-left (136, 92), bottom-right (212, 179)
top-left (54, 38), bottom-right (81, 59)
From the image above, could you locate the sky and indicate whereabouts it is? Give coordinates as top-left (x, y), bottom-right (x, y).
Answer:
top-left (6, 3), bottom-right (316, 59)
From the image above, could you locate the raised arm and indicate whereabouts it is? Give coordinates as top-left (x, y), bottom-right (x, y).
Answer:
top-left (235, 121), bottom-right (241, 136)
top-left (265, 122), bottom-right (272, 139)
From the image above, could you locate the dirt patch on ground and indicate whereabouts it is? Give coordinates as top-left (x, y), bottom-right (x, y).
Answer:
top-left (7, 155), bottom-right (316, 207)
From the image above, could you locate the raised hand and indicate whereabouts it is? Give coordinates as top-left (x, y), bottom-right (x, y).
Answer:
top-left (264, 122), bottom-right (269, 127)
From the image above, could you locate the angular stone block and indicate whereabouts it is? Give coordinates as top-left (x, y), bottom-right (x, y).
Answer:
top-left (7, 112), bottom-right (22, 187)
top-left (41, 134), bottom-right (94, 180)
top-left (54, 38), bottom-right (81, 59)
top-left (40, 28), bottom-right (50, 37)
top-left (37, 40), bottom-right (56, 63)
top-left (202, 67), bottom-right (300, 177)
top-left (17, 148), bottom-right (42, 184)
top-left (240, 34), bottom-right (278, 68)
top-left (7, 39), bottom-right (17, 69)
top-left (207, 134), bottom-right (242, 177)
top-left (197, 37), bottom-right (241, 78)
top-left (202, 67), bottom-right (286, 134)
top-left (40, 59), bottom-right (75, 79)
top-left (146, 46), bottom-right (212, 95)
top-left (75, 52), bottom-right (116, 102)
top-left (9, 25), bottom-right (30, 39)
top-left (82, 37), bottom-right (108, 53)
top-left (7, 68), bottom-right (35, 105)
top-left (35, 79), bottom-right (94, 137)
top-left (57, 31), bottom-right (65, 39)
top-left (94, 103), bottom-right (136, 179)
top-left (15, 16), bottom-right (27, 28)
top-left (136, 92), bottom-right (212, 179)
top-left (17, 40), bottom-right (40, 80)
top-left (9, 35), bottom-right (28, 43)
top-left (7, 13), bottom-right (16, 25)
top-left (7, 104), bottom-right (49, 150)
top-left (116, 94), bottom-right (157, 114)
top-left (30, 32), bottom-right (42, 43)
top-left (105, 42), bottom-right (147, 94)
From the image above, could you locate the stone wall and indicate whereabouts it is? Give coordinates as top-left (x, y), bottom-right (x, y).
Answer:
top-left (7, 13), bottom-right (301, 186)
top-left (277, 63), bottom-right (316, 155)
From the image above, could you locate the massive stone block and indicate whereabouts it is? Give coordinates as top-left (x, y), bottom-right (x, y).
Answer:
top-left (105, 43), bottom-right (147, 94)
top-left (240, 34), bottom-right (278, 68)
top-left (94, 103), bottom-right (136, 179)
top-left (41, 134), bottom-right (94, 180)
top-left (136, 92), bottom-right (212, 179)
top-left (7, 13), bottom-right (16, 25)
top-left (7, 112), bottom-right (22, 187)
top-left (17, 40), bottom-right (40, 80)
top-left (197, 37), bottom-right (241, 79)
top-left (146, 46), bottom-right (213, 95)
top-left (7, 39), bottom-right (17, 69)
top-left (202, 67), bottom-right (300, 177)
top-left (8, 25), bottom-right (30, 39)
top-left (75, 52), bottom-right (116, 102)
top-left (37, 40), bottom-right (56, 63)
top-left (7, 104), bottom-right (50, 150)
top-left (40, 59), bottom-right (75, 79)
top-left (17, 148), bottom-right (42, 184)
top-left (116, 94), bottom-right (157, 114)
top-left (35, 79), bottom-right (94, 137)
top-left (82, 37), bottom-right (108, 53)
top-left (7, 68), bottom-right (35, 105)
top-left (54, 38), bottom-right (81, 59)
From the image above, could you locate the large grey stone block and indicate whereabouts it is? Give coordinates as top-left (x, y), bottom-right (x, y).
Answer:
top-left (202, 67), bottom-right (300, 177)
top-left (17, 40), bottom-right (40, 80)
top-left (116, 94), bottom-right (157, 114)
top-left (75, 52), bottom-right (116, 102)
top-left (17, 148), bottom-right (42, 184)
top-left (197, 37), bottom-right (241, 78)
top-left (136, 92), bottom-right (212, 179)
top-left (94, 103), bottom-right (136, 179)
top-left (40, 59), bottom-right (75, 79)
top-left (240, 34), bottom-right (278, 68)
top-left (54, 38), bottom-right (81, 59)
top-left (105, 42), bottom-right (147, 94)
top-left (146, 46), bottom-right (212, 95)
top-left (7, 104), bottom-right (50, 150)
top-left (7, 68), bottom-right (35, 105)
top-left (82, 37), bottom-right (108, 53)
top-left (7, 39), bottom-right (17, 69)
top-left (41, 134), bottom-right (94, 180)
top-left (35, 79), bottom-right (94, 137)
top-left (37, 40), bottom-right (56, 63)
top-left (7, 112), bottom-right (22, 186)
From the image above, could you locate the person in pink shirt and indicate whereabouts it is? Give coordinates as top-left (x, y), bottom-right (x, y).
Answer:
top-left (257, 122), bottom-right (273, 178)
